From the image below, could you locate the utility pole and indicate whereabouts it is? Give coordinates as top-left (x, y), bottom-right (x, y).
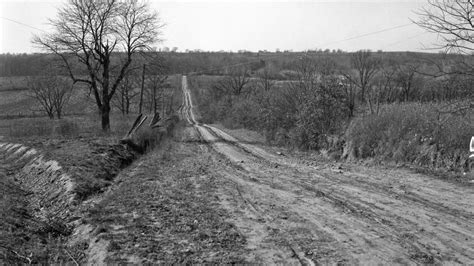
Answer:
top-left (139, 64), bottom-right (146, 114)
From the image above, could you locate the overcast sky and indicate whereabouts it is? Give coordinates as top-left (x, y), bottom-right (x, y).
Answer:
top-left (1, 0), bottom-right (440, 54)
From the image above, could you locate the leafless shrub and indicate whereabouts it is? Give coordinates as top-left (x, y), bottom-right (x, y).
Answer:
top-left (395, 63), bottom-right (422, 102)
top-left (214, 67), bottom-right (251, 96)
top-left (344, 50), bottom-right (381, 101)
top-left (146, 74), bottom-right (169, 114)
top-left (28, 75), bottom-right (72, 119)
top-left (256, 67), bottom-right (275, 92)
top-left (112, 73), bottom-right (139, 115)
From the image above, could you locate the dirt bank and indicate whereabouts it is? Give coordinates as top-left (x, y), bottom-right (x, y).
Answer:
top-left (0, 138), bottom-right (137, 264)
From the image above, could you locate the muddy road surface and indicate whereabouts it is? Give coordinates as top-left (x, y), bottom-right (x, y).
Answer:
top-left (178, 75), bottom-right (474, 265)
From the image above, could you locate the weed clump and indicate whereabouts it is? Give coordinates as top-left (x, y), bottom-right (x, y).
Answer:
top-left (345, 102), bottom-right (473, 171)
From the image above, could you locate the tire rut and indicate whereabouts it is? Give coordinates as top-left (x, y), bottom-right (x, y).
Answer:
top-left (181, 75), bottom-right (474, 265)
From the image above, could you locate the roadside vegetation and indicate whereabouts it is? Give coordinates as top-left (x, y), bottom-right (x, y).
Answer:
top-left (189, 49), bottom-right (473, 174)
top-left (346, 102), bottom-right (473, 170)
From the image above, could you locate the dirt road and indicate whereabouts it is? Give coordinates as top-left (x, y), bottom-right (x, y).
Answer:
top-left (179, 75), bottom-right (474, 265)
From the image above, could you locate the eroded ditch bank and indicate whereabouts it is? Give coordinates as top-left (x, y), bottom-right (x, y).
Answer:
top-left (0, 117), bottom-right (178, 264)
top-left (0, 139), bottom-right (138, 263)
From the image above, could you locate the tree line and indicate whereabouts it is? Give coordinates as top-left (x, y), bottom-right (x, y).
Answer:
top-left (2, 0), bottom-right (473, 136)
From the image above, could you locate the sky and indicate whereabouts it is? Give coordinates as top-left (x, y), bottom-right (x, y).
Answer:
top-left (0, 0), bottom-right (441, 54)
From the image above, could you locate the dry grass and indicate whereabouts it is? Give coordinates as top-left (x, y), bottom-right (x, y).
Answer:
top-left (0, 157), bottom-right (79, 264)
top-left (84, 140), bottom-right (247, 263)
top-left (0, 113), bottom-right (139, 140)
top-left (345, 102), bottom-right (474, 172)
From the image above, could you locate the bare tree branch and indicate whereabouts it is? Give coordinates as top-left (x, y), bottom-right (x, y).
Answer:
top-left (32, 0), bottom-right (163, 131)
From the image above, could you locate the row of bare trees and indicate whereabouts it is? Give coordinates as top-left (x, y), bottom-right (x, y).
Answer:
top-left (213, 51), bottom-right (429, 118)
top-left (112, 67), bottom-right (170, 116)
top-left (27, 60), bottom-right (170, 120)
top-left (343, 50), bottom-right (425, 115)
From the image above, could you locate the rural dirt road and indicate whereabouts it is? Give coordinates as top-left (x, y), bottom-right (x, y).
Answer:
top-left (178, 75), bottom-right (474, 265)
top-left (2, 76), bottom-right (473, 264)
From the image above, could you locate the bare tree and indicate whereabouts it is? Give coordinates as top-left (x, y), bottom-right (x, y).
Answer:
top-left (416, 0), bottom-right (474, 55)
top-left (379, 65), bottom-right (398, 103)
top-left (144, 56), bottom-right (169, 114)
top-left (33, 0), bottom-right (162, 131)
top-left (364, 66), bottom-right (397, 115)
top-left (256, 67), bottom-right (275, 92)
top-left (366, 78), bottom-right (386, 115)
top-left (215, 67), bottom-right (251, 96)
top-left (346, 50), bottom-right (381, 101)
top-left (415, 0), bottom-right (474, 111)
top-left (113, 73), bottom-right (139, 115)
top-left (28, 75), bottom-right (72, 119)
top-left (288, 56), bottom-right (349, 149)
top-left (289, 56), bottom-right (319, 99)
top-left (146, 74), bottom-right (168, 113)
top-left (341, 79), bottom-right (357, 117)
top-left (395, 63), bottom-right (421, 102)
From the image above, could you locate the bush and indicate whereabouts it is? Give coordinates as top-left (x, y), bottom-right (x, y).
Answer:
top-left (189, 74), bottom-right (350, 150)
top-left (345, 102), bottom-right (473, 171)
top-left (224, 97), bottom-right (261, 129)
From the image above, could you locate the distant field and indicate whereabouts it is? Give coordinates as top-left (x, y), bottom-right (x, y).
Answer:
top-left (0, 76), bottom-right (29, 91)
top-left (0, 76), bottom-right (95, 118)
top-left (0, 75), bottom-right (182, 139)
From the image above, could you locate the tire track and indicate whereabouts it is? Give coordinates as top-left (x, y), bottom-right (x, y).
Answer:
top-left (179, 75), bottom-right (474, 265)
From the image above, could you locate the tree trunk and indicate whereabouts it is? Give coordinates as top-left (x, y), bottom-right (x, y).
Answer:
top-left (121, 90), bottom-right (126, 115)
top-left (139, 64), bottom-right (146, 114)
top-left (101, 101), bottom-right (111, 131)
top-left (153, 84), bottom-right (157, 113)
top-left (360, 84), bottom-right (366, 102)
top-left (126, 97), bottom-right (130, 114)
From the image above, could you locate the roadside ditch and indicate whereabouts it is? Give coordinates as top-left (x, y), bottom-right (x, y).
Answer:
top-left (0, 116), bottom-right (178, 264)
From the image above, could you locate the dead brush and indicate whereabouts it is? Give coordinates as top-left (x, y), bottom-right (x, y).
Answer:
top-left (345, 102), bottom-right (474, 172)
top-left (120, 113), bottom-right (178, 153)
